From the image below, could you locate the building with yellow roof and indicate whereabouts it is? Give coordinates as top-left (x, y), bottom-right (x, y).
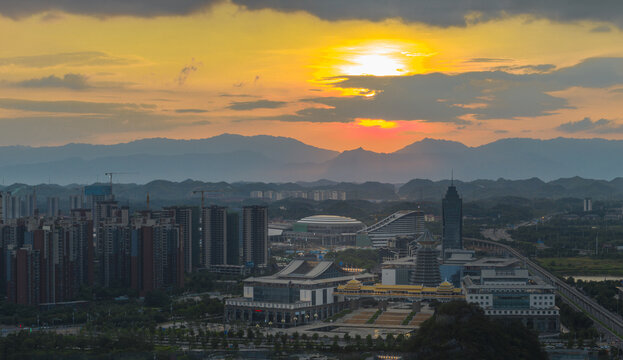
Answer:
top-left (335, 278), bottom-right (463, 302)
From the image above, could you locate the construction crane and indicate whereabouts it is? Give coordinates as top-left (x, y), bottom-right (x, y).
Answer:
top-left (192, 190), bottom-right (208, 209)
top-left (104, 172), bottom-right (135, 197)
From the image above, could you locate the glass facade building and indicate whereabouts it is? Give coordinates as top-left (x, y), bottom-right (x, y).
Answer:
top-left (442, 184), bottom-right (462, 258)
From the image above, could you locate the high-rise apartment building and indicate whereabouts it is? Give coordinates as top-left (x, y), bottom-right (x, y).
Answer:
top-left (226, 212), bottom-right (240, 265)
top-left (164, 206), bottom-right (193, 273)
top-left (46, 197), bottom-right (60, 217)
top-left (442, 183), bottom-right (463, 258)
top-left (130, 213), bottom-right (184, 295)
top-left (69, 194), bottom-right (84, 210)
top-left (203, 206), bottom-right (227, 266)
top-left (4, 218), bottom-right (93, 305)
top-left (242, 205), bottom-right (268, 267)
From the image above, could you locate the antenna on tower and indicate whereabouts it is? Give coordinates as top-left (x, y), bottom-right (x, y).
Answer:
top-left (451, 169), bottom-right (454, 186)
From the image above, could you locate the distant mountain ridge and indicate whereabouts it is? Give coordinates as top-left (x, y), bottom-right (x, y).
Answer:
top-left (3, 177), bottom-right (623, 210)
top-left (1, 135), bottom-right (623, 184)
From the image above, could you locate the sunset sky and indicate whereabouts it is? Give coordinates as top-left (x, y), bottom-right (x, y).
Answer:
top-left (2, 1), bottom-right (623, 152)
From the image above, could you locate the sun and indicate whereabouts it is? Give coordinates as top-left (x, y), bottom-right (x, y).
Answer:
top-left (341, 53), bottom-right (406, 76)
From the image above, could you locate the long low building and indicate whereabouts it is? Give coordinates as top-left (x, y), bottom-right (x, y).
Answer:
top-left (334, 278), bottom-right (464, 302)
top-left (463, 268), bottom-right (559, 334)
top-left (225, 259), bottom-right (374, 325)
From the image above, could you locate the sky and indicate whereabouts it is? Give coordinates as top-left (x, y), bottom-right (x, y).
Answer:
top-left (2, 1), bottom-right (623, 153)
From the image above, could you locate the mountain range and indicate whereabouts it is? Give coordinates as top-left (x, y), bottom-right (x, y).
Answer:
top-left (1, 134), bottom-right (623, 184)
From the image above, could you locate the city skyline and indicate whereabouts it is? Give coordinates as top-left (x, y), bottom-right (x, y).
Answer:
top-left (1, 2), bottom-right (623, 152)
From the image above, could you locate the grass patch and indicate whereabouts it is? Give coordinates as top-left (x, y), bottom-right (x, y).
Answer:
top-left (366, 309), bottom-right (382, 324)
top-left (536, 257), bottom-right (623, 277)
top-left (402, 311), bottom-right (416, 325)
top-left (324, 309), bottom-right (352, 323)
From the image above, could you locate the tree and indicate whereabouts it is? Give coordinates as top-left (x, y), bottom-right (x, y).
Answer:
top-left (144, 290), bottom-right (171, 308)
top-left (406, 301), bottom-right (547, 360)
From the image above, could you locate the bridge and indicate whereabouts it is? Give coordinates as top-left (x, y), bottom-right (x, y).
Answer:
top-left (465, 237), bottom-right (623, 342)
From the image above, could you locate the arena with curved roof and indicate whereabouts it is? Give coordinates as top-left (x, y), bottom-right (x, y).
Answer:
top-left (275, 215), bottom-right (366, 247)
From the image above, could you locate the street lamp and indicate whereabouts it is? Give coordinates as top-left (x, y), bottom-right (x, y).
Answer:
top-left (281, 318), bottom-right (286, 329)
top-left (305, 314), bottom-right (309, 323)
top-left (314, 313), bottom-right (318, 322)
top-left (293, 317), bottom-right (298, 326)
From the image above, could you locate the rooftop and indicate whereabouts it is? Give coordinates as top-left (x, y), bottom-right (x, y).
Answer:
top-left (297, 215), bottom-right (363, 225)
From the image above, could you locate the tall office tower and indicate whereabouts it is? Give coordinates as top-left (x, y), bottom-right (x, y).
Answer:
top-left (442, 182), bottom-right (463, 258)
top-left (583, 198), bottom-right (593, 212)
top-left (202, 206), bottom-right (227, 266)
top-left (0, 192), bottom-right (3, 223)
top-left (226, 212), bottom-right (240, 265)
top-left (164, 206), bottom-right (193, 273)
top-left (410, 231), bottom-right (441, 287)
top-left (242, 205), bottom-right (268, 267)
top-left (69, 194), bottom-right (84, 210)
top-left (47, 197), bottom-right (60, 217)
top-left (97, 222), bottom-right (131, 288)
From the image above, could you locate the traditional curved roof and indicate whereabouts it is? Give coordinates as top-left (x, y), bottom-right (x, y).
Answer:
top-left (343, 278), bottom-right (362, 291)
top-left (297, 215), bottom-right (363, 225)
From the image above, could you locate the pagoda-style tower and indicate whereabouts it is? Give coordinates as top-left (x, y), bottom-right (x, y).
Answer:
top-left (410, 231), bottom-right (441, 287)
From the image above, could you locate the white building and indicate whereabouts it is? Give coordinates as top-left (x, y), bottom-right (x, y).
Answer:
top-left (463, 268), bottom-right (559, 334)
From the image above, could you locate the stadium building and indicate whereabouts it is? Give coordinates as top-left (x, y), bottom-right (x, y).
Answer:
top-left (280, 215), bottom-right (365, 246)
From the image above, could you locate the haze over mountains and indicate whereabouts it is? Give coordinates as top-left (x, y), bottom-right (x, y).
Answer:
top-left (1, 134), bottom-right (622, 184)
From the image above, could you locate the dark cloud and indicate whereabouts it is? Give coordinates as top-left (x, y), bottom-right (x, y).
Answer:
top-left (492, 64), bottom-right (556, 73)
top-left (494, 129), bottom-right (509, 134)
top-left (556, 117), bottom-right (623, 133)
top-left (233, 0), bottom-right (623, 28)
top-left (175, 108), bottom-right (209, 113)
top-left (0, 1), bottom-right (221, 18)
top-left (227, 99), bottom-right (287, 111)
top-left (3, 1), bottom-right (623, 29)
top-left (591, 25), bottom-right (612, 32)
top-left (0, 52), bottom-right (135, 68)
top-left (15, 73), bottom-right (89, 89)
top-left (265, 57), bottom-right (623, 124)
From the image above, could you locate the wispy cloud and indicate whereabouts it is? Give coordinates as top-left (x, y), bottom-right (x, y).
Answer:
top-left (0, 52), bottom-right (136, 68)
top-left (175, 108), bottom-right (209, 113)
top-left (14, 73), bottom-right (89, 90)
top-left (227, 99), bottom-right (287, 111)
